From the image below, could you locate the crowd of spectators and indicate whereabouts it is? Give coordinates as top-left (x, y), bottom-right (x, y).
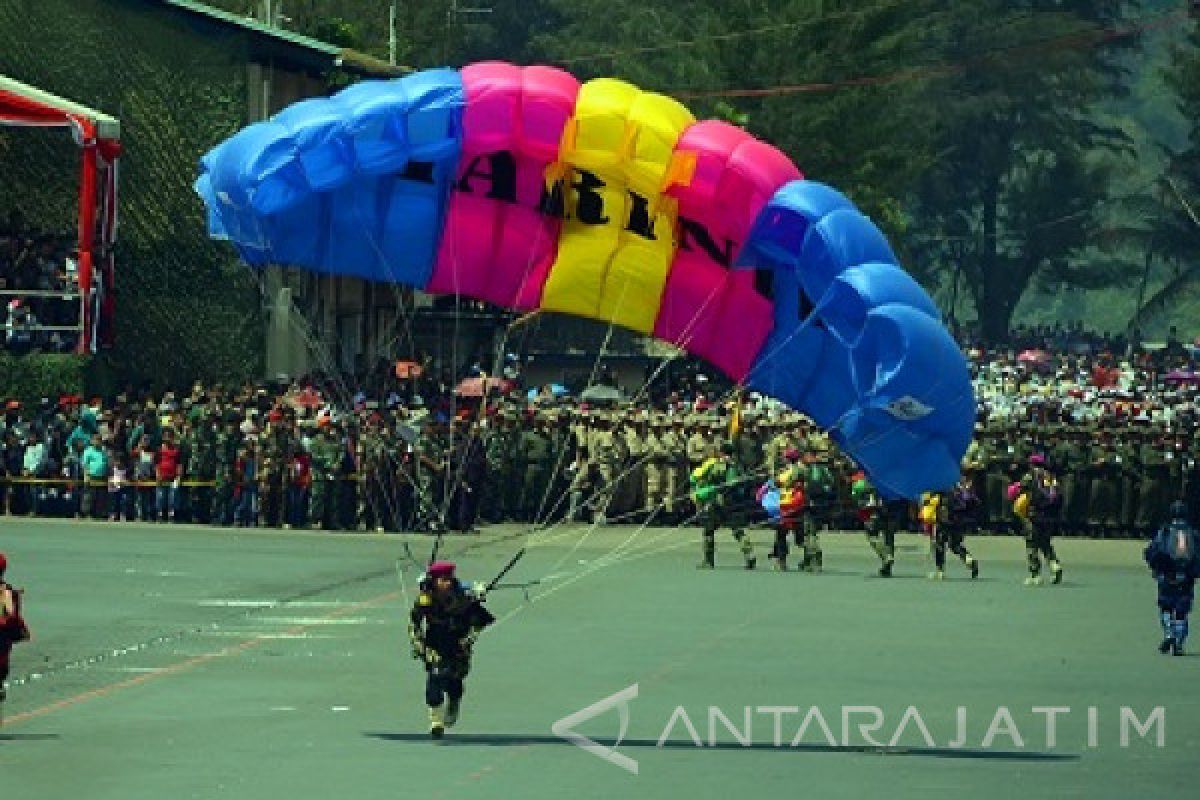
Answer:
top-left (1, 323), bottom-right (1198, 536)
top-left (1, 209), bottom-right (81, 354)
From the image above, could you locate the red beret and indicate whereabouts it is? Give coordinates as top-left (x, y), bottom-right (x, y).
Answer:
top-left (427, 560), bottom-right (456, 578)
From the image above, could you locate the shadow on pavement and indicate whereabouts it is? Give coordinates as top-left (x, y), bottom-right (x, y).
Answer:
top-left (364, 732), bottom-right (1078, 760)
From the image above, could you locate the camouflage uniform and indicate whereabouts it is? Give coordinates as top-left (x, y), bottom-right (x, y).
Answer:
top-left (184, 421), bottom-right (216, 525)
top-left (691, 447), bottom-right (755, 569)
top-left (309, 428), bottom-right (340, 530)
top-left (211, 419), bottom-right (240, 526)
top-left (643, 420), bottom-right (669, 518)
top-left (517, 422), bottom-right (552, 522)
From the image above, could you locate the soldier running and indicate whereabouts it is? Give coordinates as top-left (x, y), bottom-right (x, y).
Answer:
top-left (408, 561), bottom-right (495, 739)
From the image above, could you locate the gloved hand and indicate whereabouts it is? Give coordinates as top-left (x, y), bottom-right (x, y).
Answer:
top-left (459, 631), bottom-right (479, 652)
top-left (412, 642), bottom-right (440, 665)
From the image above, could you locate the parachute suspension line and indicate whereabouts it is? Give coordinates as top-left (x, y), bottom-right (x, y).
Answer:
top-left (517, 278), bottom-right (753, 583)
top-left (350, 196), bottom-right (462, 537)
top-left (248, 267), bottom-right (440, 551)
top-left (490, 476), bottom-right (747, 633)
top-left (250, 231), bottom-right (421, 542)
top-left (332, 156), bottom-right (567, 567)
top-left (525, 275), bottom-right (737, 543)
top-left (525, 270), bottom-right (637, 549)
top-left (517, 269), bottom-right (744, 552)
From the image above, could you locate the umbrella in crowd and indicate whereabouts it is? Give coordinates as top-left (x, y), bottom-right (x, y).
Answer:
top-left (287, 386), bottom-right (323, 410)
top-left (526, 383), bottom-right (569, 401)
top-left (580, 385), bottom-right (624, 404)
top-left (1017, 349), bottom-right (1054, 372)
top-left (454, 376), bottom-right (514, 398)
top-left (394, 360), bottom-right (423, 379)
top-left (1165, 369), bottom-right (1200, 386)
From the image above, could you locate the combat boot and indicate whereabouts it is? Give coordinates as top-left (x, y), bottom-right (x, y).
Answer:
top-left (733, 532), bottom-right (755, 570)
top-left (445, 697), bottom-right (461, 727)
top-left (966, 555), bottom-right (979, 579)
top-left (1049, 560), bottom-right (1063, 584)
top-left (429, 705), bottom-right (445, 739)
top-left (878, 560), bottom-right (893, 578)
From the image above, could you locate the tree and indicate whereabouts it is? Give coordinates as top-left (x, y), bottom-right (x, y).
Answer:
top-left (909, 0), bottom-right (1140, 343)
top-left (1129, 15), bottom-right (1200, 330)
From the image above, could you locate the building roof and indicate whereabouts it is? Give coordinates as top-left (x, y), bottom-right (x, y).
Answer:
top-left (162, 0), bottom-right (410, 78)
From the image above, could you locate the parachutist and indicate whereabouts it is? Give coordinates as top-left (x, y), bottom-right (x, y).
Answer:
top-left (853, 475), bottom-right (902, 577)
top-left (1144, 502), bottom-right (1200, 656)
top-left (1013, 455), bottom-right (1063, 586)
top-left (691, 442), bottom-right (756, 570)
top-left (0, 552), bottom-right (31, 726)
top-left (409, 561), bottom-right (495, 738)
top-left (763, 446), bottom-right (805, 571)
top-left (924, 476), bottom-right (980, 580)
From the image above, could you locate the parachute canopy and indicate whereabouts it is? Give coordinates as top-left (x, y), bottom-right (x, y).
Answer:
top-left (196, 61), bottom-right (974, 499)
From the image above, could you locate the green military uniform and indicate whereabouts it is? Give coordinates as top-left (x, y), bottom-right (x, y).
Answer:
top-left (1116, 434), bottom-right (1141, 534)
top-left (184, 420), bottom-right (216, 524)
top-left (643, 420), bottom-right (670, 518)
top-left (1015, 466), bottom-right (1063, 584)
top-left (1055, 428), bottom-right (1087, 536)
top-left (734, 419), bottom-right (764, 486)
top-left (798, 456), bottom-right (836, 572)
top-left (662, 420), bottom-right (689, 521)
top-left (517, 423), bottom-right (552, 522)
top-left (1135, 432), bottom-right (1169, 534)
top-left (1087, 435), bottom-right (1127, 537)
top-left (854, 477), bottom-right (903, 577)
top-left (309, 428), bottom-right (340, 529)
top-left (691, 446), bottom-right (755, 569)
top-left (982, 427), bottom-right (1011, 531)
top-left (614, 418), bottom-right (646, 518)
top-left (259, 426), bottom-right (288, 528)
top-left (211, 418), bottom-right (240, 526)
top-left (588, 419), bottom-right (623, 523)
top-left (359, 426), bottom-right (394, 531)
top-left (482, 415), bottom-right (516, 523)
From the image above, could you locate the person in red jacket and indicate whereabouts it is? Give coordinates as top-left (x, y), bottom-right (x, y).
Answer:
top-left (155, 429), bottom-right (183, 522)
top-left (286, 445), bottom-right (312, 529)
top-left (1, 552), bottom-right (32, 726)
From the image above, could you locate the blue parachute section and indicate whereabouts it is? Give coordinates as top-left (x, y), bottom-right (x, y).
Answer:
top-left (741, 180), bottom-right (974, 499)
top-left (194, 69), bottom-right (465, 285)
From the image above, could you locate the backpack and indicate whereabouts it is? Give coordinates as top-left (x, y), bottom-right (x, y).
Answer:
top-left (0, 582), bottom-right (31, 645)
top-left (806, 464), bottom-right (837, 506)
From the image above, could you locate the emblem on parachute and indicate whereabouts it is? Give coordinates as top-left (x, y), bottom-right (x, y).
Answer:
top-left (883, 395), bottom-right (934, 421)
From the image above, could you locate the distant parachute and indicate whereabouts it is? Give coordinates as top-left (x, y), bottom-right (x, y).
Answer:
top-left (196, 61), bottom-right (974, 499)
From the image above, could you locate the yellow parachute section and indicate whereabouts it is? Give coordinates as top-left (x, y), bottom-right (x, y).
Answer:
top-left (539, 78), bottom-right (695, 334)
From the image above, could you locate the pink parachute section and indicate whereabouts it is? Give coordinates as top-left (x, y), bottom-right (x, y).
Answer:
top-left (653, 121), bottom-right (801, 381)
top-left (427, 62), bottom-right (580, 309)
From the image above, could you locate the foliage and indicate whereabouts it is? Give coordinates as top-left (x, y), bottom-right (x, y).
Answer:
top-left (0, 354), bottom-right (89, 406)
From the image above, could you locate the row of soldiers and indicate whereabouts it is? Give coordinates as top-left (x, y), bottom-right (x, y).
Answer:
top-left (483, 407), bottom-right (855, 527)
top-left (156, 405), bottom-right (852, 532)
top-left (963, 421), bottom-right (1200, 537)
top-left (38, 398), bottom-right (1200, 538)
